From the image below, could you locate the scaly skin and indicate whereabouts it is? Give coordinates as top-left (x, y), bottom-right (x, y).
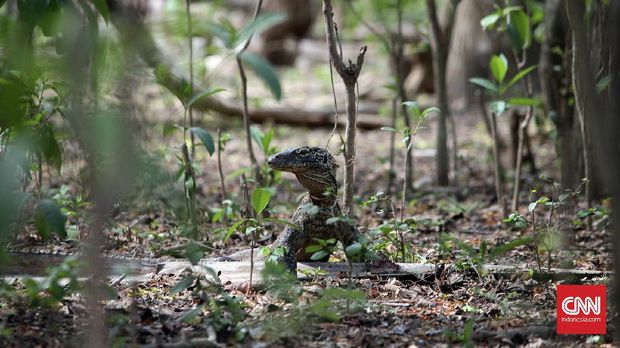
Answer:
top-left (218, 146), bottom-right (359, 270)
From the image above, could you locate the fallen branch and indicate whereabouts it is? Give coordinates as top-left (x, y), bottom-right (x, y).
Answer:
top-left (107, 0), bottom-right (386, 130)
top-left (4, 253), bottom-right (610, 285)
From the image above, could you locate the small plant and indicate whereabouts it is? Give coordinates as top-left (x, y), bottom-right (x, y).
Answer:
top-left (304, 238), bottom-right (338, 261)
top-left (469, 53), bottom-right (538, 213)
top-left (361, 191), bottom-right (417, 262)
top-left (440, 234), bottom-right (532, 277)
top-left (171, 265), bottom-right (246, 341)
top-left (53, 185), bottom-right (92, 240)
top-left (21, 256), bottom-right (82, 308)
top-left (250, 126), bottom-right (281, 186)
top-left (446, 318), bottom-right (474, 347)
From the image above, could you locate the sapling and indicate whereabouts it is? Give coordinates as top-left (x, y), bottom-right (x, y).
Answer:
top-left (470, 54), bottom-right (538, 214)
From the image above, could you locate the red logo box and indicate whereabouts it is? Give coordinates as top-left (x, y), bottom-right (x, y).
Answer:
top-left (557, 284), bottom-right (606, 335)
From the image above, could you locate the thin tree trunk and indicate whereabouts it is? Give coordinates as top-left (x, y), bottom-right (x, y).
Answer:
top-left (386, 97), bottom-right (397, 195)
top-left (236, 58), bottom-right (262, 185)
top-left (217, 129), bottom-right (228, 227)
top-left (236, 0), bottom-right (264, 185)
top-left (599, 0), bottom-right (620, 341)
top-left (490, 112), bottom-right (505, 213)
top-left (566, 1), bottom-right (594, 230)
top-left (185, 0), bottom-right (195, 157)
top-left (426, 0), bottom-right (450, 186)
top-left (322, 0), bottom-right (367, 216)
top-left (511, 107), bottom-right (533, 211)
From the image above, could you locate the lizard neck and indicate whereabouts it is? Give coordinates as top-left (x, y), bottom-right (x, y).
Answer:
top-left (295, 172), bottom-right (337, 207)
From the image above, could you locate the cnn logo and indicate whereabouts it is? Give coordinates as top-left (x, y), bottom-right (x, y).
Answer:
top-left (557, 285), bottom-right (606, 335)
top-left (561, 296), bottom-right (601, 315)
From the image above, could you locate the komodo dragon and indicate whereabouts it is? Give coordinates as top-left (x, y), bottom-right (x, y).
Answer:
top-left (218, 146), bottom-right (360, 270)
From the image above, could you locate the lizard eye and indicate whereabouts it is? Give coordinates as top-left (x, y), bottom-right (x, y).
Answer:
top-left (298, 148), bottom-right (309, 155)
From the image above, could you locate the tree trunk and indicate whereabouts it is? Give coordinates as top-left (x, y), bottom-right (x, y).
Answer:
top-left (322, 0), bottom-right (367, 216)
top-left (426, 0), bottom-right (451, 186)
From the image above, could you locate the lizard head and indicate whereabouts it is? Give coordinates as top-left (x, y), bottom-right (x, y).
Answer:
top-left (268, 146), bottom-right (338, 204)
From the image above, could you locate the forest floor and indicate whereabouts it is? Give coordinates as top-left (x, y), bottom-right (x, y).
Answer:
top-left (0, 20), bottom-right (616, 345)
top-left (1, 114), bottom-right (615, 347)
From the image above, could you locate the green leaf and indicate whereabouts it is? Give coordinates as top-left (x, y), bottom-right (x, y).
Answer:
top-left (480, 12), bottom-right (500, 29)
top-left (402, 101), bottom-right (421, 117)
top-left (469, 78), bottom-right (498, 93)
top-left (225, 167), bottom-right (253, 180)
top-left (180, 305), bottom-right (204, 322)
top-left (89, 0), bottom-right (110, 23)
top-left (171, 275), bottom-right (195, 294)
top-left (190, 127), bottom-right (215, 156)
top-left (34, 199), bottom-right (67, 240)
top-left (508, 97), bottom-right (541, 106)
top-left (226, 218), bottom-right (253, 241)
top-left (506, 65), bottom-right (537, 89)
top-left (239, 52), bottom-right (282, 101)
top-left (380, 126), bottom-right (399, 133)
top-left (310, 250), bottom-right (329, 261)
top-left (508, 9), bottom-right (530, 49)
top-left (305, 245), bottom-right (323, 253)
top-left (309, 299), bottom-right (340, 322)
top-left (489, 100), bottom-right (507, 114)
top-left (345, 242), bottom-right (363, 256)
top-left (596, 75), bottom-right (612, 94)
top-left (163, 123), bottom-right (180, 137)
top-left (264, 217), bottom-right (300, 230)
top-left (38, 124), bottom-right (62, 173)
top-left (490, 54), bottom-right (508, 83)
top-left (250, 126), bottom-right (265, 152)
top-left (235, 13), bottom-right (286, 48)
top-left (421, 107), bottom-right (440, 118)
top-left (488, 237), bottom-right (533, 259)
top-left (463, 319), bottom-right (474, 344)
top-left (251, 188), bottom-right (271, 215)
top-left (184, 242), bottom-right (203, 265)
top-left (262, 129), bottom-right (274, 154)
top-left (187, 88), bottom-right (225, 108)
top-left (528, 202), bottom-right (537, 212)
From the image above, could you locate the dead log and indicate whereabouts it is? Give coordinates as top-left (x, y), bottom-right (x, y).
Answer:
top-left (3, 253), bottom-right (610, 286)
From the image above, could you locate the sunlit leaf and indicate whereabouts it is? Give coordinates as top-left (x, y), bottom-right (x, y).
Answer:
top-left (506, 65), bottom-right (537, 89)
top-left (239, 52), bottom-right (282, 101)
top-left (380, 126), bottom-right (399, 133)
top-left (480, 12), bottom-right (500, 29)
top-left (508, 97), bottom-right (541, 106)
top-left (490, 54), bottom-right (508, 83)
top-left (489, 100), bottom-right (507, 114)
top-left (251, 187), bottom-right (271, 215)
